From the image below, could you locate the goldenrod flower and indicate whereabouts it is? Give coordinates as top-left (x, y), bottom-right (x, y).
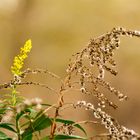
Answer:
top-left (11, 39), bottom-right (32, 76)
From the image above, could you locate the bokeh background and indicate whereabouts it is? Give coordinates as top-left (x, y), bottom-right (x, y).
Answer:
top-left (0, 0), bottom-right (140, 137)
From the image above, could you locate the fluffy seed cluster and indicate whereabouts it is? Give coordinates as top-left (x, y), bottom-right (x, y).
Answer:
top-left (11, 39), bottom-right (32, 76)
top-left (16, 97), bottom-right (42, 113)
top-left (66, 27), bottom-right (140, 109)
top-left (75, 101), bottom-right (140, 139)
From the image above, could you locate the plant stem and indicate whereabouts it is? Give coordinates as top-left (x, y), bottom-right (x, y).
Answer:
top-left (16, 119), bottom-right (21, 140)
top-left (50, 84), bottom-right (65, 139)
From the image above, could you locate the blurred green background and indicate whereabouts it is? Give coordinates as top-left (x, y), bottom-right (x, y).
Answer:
top-left (0, 0), bottom-right (140, 136)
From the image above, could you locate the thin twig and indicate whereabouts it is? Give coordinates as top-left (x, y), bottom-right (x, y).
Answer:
top-left (22, 68), bottom-right (61, 79)
top-left (18, 81), bottom-right (58, 93)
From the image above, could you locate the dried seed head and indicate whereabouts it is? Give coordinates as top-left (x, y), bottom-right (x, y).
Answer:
top-left (65, 27), bottom-right (138, 109)
top-left (75, 101), bottom-right (140, 139)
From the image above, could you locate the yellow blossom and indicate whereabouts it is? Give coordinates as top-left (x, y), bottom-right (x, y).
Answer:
top-left (11, 39), bottom-right (32, 76)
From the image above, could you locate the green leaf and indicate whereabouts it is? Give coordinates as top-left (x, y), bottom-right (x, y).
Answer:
top-left (0, 131), bottom-right (12, 140)
top-left (16, 111), bottom-right (24, 122)
top-left (54, 135), bottom-right (87, 140)
top-left (22, 133), bottom-right (32, 140)
top-left (16, 108), bottom-right (37, 122)
top-left (56, 118), bottom-right (87, 136)
top-left (33, 110), bottom-right (43, 120)
top-left (26, 108), bottom-right (37, 119)
top-left (0, 107), bottom-right (12, 114)
top-left (0, 123), bottom-right (16, 133)
top-left (42, 135), bottom-right (87, 140)
top-left (33, 114), bottom-right (52, 131)
top-left (22, 114), bottom-right (52, 139)
top-left (41, 136), bottom-right (50, 140)
top-left (0, 108), bottom-right (7, 114)
top-left (16, 112), bottom-right (30, 129)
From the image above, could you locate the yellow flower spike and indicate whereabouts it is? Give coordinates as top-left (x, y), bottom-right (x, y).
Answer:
top-left (11, 39), bottom-right (32, 76)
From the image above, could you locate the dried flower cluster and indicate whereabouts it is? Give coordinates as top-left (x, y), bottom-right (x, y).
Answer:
top-left (75, 101), bottom-right (140, 139)
top-left (66, 27), bottom-right (140, 109)
top-left (56, 124), bottom-right (75, 136)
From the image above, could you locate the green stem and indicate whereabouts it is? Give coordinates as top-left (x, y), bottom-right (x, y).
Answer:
top-left (16, 119), bottom-right (21, 140)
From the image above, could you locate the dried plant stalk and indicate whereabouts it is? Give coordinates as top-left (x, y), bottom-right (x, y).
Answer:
top-left (65, 27), bottom-right (140, 109)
